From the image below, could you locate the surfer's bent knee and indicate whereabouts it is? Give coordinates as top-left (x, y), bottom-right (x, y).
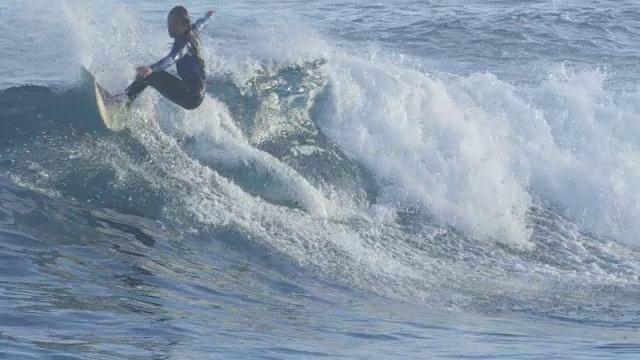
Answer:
top-left (183, 94), bottom-right (204, 110)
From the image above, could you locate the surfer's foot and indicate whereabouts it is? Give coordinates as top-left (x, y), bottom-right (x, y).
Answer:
top-left (108, 93), bottom-right (135, 110)
top-left (109, 93), bottom-right (128, 104)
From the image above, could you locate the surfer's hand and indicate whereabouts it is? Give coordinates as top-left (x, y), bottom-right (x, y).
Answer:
top-left (136, 67), bottom-right (152, 79)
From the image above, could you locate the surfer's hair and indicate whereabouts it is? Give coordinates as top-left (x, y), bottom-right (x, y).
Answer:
top-left (169, 6), bottom-right (191, 26)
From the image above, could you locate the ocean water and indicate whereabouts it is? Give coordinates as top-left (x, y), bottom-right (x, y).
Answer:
top-left (1, 0), bottom-right (638, 358)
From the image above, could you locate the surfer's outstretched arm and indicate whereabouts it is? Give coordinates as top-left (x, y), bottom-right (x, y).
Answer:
top-left (191, 9), bottom-right (215, 33)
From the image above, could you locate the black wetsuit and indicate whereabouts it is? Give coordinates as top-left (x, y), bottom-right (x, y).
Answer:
top-left (125, 13), bottom-right (211, 110)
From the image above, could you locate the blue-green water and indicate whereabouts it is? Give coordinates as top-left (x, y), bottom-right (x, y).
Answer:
top-left (1, 0), bottom-right (638, 358)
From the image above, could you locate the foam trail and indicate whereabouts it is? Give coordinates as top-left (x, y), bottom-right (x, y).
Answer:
top-left (94, 109), bottom-right (421, 300)
top-left (128, 86), bottom-right (334, 217)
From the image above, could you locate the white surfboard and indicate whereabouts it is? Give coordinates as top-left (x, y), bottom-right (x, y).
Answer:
top-left (81, 66), bottom-right (127, 132)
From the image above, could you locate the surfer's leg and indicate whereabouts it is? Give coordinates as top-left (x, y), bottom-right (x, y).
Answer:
top-left (125, 71), bottom-right (203, 110)
top-left (122, 78), bottom-right (149, 107)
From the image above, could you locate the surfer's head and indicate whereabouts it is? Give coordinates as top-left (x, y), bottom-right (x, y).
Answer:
top-left (167, 6), bottom-right (191, 38)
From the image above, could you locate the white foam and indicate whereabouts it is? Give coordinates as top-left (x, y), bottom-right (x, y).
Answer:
top-left (285, 44), bottom-right (640, 250)
top-left (522, 67), bottom-right (640, 248)
top-left (317, 52), bottom-right (533, 247)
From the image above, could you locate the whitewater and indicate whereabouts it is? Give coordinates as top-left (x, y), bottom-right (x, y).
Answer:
top-left (1, 0), bottom-right (638, 358)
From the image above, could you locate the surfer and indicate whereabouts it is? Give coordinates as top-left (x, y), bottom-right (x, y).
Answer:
top-left (122, 6), bottom-right (214, 110)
